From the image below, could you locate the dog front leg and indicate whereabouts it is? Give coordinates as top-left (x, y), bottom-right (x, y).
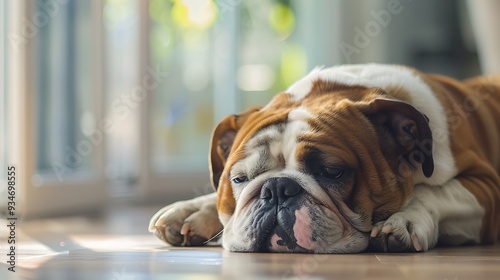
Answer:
top-left (148, 192), bottom-right (223, 246)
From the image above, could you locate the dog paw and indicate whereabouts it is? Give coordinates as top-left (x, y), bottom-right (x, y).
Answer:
top-left (369, 211), bottom-right (438, 252)
top-left (148, 193), bottom-right (222, 246)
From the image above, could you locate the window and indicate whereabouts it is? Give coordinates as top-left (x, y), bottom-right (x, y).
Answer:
top-left (9, 0), bottom-right (107, 218)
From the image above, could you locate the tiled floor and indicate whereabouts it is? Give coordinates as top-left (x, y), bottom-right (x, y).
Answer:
top-left (1, 204), bottom-right (499, 280)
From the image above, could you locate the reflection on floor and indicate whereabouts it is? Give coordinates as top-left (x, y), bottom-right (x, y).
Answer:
top-left (1, 204), bottom-right (500, 280)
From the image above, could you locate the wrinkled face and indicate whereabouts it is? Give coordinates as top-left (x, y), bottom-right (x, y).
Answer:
top-left (211, 83), bottom-right (433, 253)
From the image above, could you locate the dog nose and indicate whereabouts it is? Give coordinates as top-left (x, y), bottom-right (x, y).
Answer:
top-left (260, 177), bottom-right (303, 204)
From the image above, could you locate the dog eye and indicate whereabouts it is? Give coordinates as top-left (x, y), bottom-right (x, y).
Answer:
top-left (320, 166), bottom-right (344, 179)
top-left (231, 176), bottom-right (249, 184)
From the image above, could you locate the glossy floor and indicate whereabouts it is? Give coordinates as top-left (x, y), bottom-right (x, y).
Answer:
top-left (1, 205), bottom-right (499, 280)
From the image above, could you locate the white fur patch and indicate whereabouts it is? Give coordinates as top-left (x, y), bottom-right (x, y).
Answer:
top-left (433, 179), bottom-right (485, 245)
top-left (286, 64), bottom-right (457, 186)
top-left (281, 107), bottom-right (313, 169)
top-left (231, 107), bottom-right (313, 188)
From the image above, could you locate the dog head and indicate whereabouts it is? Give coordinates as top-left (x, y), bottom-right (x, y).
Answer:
top-left (210, 68), bottom-right (434, 253)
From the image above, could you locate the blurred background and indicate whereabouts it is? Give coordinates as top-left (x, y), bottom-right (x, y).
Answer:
top-left (1, 0), bottom-right (498, 218)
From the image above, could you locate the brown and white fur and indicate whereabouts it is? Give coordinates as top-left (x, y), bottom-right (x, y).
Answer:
top-left (149, 64), bottom-right (500, 253)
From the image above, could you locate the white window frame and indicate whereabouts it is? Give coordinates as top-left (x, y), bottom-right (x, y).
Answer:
top-left (9, 0), bottom-right (107, 218)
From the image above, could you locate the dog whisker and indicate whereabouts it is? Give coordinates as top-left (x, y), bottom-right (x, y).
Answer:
top-left (203, 229), bottom-right (224, 245)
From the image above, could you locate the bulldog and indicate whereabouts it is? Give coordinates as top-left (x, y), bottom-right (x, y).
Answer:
top-left (149, 64), bottom-right (500, 253)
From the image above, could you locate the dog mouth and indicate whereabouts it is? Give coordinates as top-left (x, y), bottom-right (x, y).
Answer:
top-left (253, 205), bottom-right (314, 253)
top-left (263, 225), bottom-right (311, 253)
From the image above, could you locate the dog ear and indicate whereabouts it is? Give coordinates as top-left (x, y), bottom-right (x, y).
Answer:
top-left (365, 98), bottom-right (434, 178)
top-left (209, 106), bottom-right (261, 190)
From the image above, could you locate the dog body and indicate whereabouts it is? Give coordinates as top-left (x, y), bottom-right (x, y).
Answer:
top-left (149, 64), bottom-right (500, 253)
